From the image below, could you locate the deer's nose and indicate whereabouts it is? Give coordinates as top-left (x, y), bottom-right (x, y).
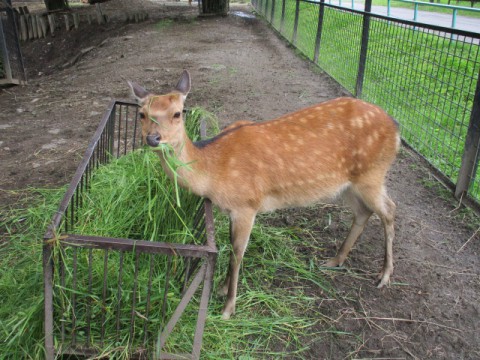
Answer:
top-left (146, 134), bottom-right (161, 147)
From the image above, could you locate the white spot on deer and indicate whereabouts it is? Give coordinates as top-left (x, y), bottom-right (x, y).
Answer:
top-left (351, 117), bottom-right (364, 128)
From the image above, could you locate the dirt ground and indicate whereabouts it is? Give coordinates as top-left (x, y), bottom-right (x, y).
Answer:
top-left (1, 1), bottom-right (479, 358)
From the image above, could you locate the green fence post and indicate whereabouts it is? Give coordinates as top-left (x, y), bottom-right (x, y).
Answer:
top-left (314, 0), bottom-right (325, 64)
top-left (280, 0), bottom-right (286, 33)
top-left (455, 71), bottom-right (480, 201)
top-left (292, 0), bottom-right (300, 45)
top-left (355, 0), bottom-right (372, 98)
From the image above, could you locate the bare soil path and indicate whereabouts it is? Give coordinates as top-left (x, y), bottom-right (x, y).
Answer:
top-left (1, 1), bottom-right (479, 358)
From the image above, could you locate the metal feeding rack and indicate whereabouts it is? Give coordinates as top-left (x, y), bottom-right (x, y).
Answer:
top-left (43, 100), bottom-right (217, 360)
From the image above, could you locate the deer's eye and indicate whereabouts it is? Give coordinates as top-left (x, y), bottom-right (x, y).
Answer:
top-left (173, 112), bottom-right (181, 119)
top-left (139, 112), bottom-right (145, 119)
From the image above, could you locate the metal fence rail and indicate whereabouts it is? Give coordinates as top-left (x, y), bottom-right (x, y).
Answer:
top-left (43, 100), bottom-right (217, 360)
top-left (253, 0), bottom-right (480, 209)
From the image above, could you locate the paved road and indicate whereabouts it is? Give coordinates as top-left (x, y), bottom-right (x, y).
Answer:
top-left (327, 1), bottom-right (480, 33)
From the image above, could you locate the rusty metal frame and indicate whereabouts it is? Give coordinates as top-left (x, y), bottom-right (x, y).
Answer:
top-left (43, 100), bottom-right (217, 359)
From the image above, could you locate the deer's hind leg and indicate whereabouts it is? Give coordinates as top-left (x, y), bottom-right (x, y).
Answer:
top-left (351, 180), bottom-right (396, 287)
top-left (324, 187), bottom-right (373, 268)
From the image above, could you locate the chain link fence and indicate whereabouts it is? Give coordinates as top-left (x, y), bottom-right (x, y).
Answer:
top-left (253, 0), bottom-right (480, 209)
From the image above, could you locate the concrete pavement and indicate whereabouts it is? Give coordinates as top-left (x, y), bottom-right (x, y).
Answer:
top-left (326, 0), bottom-right (480, 33)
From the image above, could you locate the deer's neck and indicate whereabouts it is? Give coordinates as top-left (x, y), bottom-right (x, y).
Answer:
top-left (159, 131), bottom-right (209, 197)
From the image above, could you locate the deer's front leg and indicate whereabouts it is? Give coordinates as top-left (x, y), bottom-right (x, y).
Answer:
top-left (221, 209), bottom-right (256, 320)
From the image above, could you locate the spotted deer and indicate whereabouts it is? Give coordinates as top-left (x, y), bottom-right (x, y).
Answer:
top-left (128, 70), bottom-right (400, 320)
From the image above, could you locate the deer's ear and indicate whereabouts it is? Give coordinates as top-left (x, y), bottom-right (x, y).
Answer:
top-left (175, 70), bottom-right (191, 100)
top-left (127, 81), bottom-right (150, 104)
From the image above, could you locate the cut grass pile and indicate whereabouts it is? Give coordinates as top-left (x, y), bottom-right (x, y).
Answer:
top-left (0, 108), bottom-right (340, 359)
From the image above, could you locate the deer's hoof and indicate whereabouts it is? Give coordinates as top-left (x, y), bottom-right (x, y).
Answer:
top-left (221, 303), bottom-right (235, 320)
top-left (217, 285), bottom-right (228, 297)
top-left (323, 257), bottom-right (343, 268)
top-left (376, 268), bottom-right (393, 288)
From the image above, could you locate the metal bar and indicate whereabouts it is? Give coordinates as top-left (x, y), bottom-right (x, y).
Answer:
top-left (117, 104), bottom-right (122, 158)
top-left (143, 254), bottom-right (155, 345)
top-left (60, 234), bottom-right (217, 258)
top-left (72, 247), bottom-right (78, 346)
top-left (43, 245), bottom-right (55, 360)
top-left (60, 247), bottom-right (66, 343)
top-left (191, 200), bottom-right (205, 233)
top-left (161, 256), bottom-right (173, 331)
top-left (182, 258), bottom-right (192, 294)
top-left (100, 249), bottom-right (108, 346)
top-left (109, 106), bottom-right (116, 156)
top-left (355, 0), bottom-right (372, 98)
top-left (456, 70), bottom-right (480, 199)
top-left (129, 250), bottom-right (140, 344)
top-left (133, 106), bottom-right (139, 151)
top-left (75, 185), bottom-right (80, 226)
top-left (280, 0), bottom-right (286, 33)
top-left (191, 255), bottom-right (216, 359)
top-left (158, 264), bottom-right (206, 352)
top-left (204, 200), bottom-right (216, 251)
top-left (124, 106), bottom-right (129, 156)
top-left (85, 248), bottom-right (93, 348)
top-left (292, 0), bottom-right (300, 45)
top-left (64, 206), bottom-right (69, 235)
top-left (70, 197), bottom-right (74, 232)
top-left (116, 251), bottom-right (125, 343)
top-left (313, 0), bottom-right (325, 64)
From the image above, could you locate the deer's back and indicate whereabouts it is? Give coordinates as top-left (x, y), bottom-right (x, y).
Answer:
top-left (198, 98), bottom-right (399, 211)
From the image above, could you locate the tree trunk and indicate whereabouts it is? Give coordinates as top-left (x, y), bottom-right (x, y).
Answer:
top-left (44, 0), bottom-right (69, 12)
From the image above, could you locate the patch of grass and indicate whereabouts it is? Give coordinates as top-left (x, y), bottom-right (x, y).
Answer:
top-left (155, 19), bottom-right (174, 30)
